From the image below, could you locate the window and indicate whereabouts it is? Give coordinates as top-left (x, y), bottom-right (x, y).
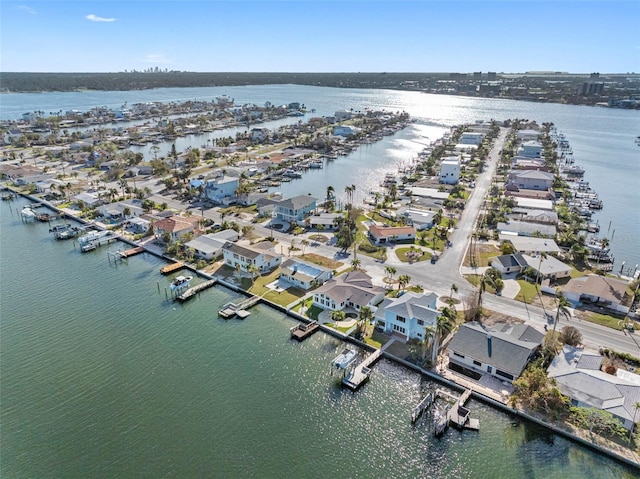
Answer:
top-left (393, 325), bottom-right (406, 334)
top-left (417, 319), bottom-right (424, 326)
top-left (396, 315), bottom-right (406, 323)
top-left (473, 360), bottom-right (482, 367)
top-left (496, 370), bottom-right (514, 380)
top-left (453, 352), bottom-right (465, 359)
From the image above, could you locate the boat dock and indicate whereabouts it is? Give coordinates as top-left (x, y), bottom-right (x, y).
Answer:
top-left (176, 279), bottom-right (217, 302)
top-left (434, 388), bottom-right (479, 436)
top-left (161, 262), bottom-right (185, 274)
top-left (290, 321), bottom-right (320, 341)
top-left (218, 295), bottom-right (261, 318)
top-left (411, 392), bottom-right (435, 423)
top-left (119, 246), bottom-right (145, 258)
top-left (80, 232), bottom-right (118, 252)
top-left (342, 349), bottom-right (383, 390)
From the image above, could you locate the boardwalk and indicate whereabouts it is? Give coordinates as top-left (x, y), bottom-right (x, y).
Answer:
top-left (176, 279), bottom-right (217, 302)
top-left (119, 246), bottom-right (145, 258)
top-left (161, 262), bottom-right (184, 274)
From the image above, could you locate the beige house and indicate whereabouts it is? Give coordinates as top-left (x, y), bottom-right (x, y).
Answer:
top-left (312, 271), bottom-right (385, 312)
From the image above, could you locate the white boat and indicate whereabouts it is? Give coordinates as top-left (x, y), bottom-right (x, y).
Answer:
top-left (333, 348), bottom-right (357, 369)
top-left (309, 159), bottom-right (323, 169)
top-left (21, 207), bottom-right (36, 219)
top-left (170, 275), bottom-right (193, 291)
top-left (78, 230), bottom-right (111, 245)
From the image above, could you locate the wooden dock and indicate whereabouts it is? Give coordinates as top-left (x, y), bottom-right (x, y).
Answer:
top-left (176, 279), bottom-right (217, 302)
top-left (434, 388), bottom-right (479, 436)
top-left (342, 349), bottom-right (383, 390)
top-left (218, 295), bottom-right (261, 318)
top-left (80, 234), bottom-right (118, 252)
top-left (411, 392), bottom-right (434, 423)
top-left (161, 262), bottom-right (184, 274)
top-left (119, 246), bottom-right (145, 258)
top-left (290, 321), bottom-right (320, 341)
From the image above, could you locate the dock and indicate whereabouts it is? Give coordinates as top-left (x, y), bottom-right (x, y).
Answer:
top-left (342, 349), bottom-right (383, 390)
top-left (161, 262), bottom-right (185, 275)
top-left (176, 279), bottom-right (217, 302)
top-left (119, 246), bottom-right (145, 258)
top-left (290, 321), bottom-right (320, 341)
top-left (80, 233), bottom-right (117, 252)
top-left (434, 388), bottom-right (479, 436)
top-left (217, 295), bottom-right (261, 318)
top-left (411, 391), bottom-right (435, 423)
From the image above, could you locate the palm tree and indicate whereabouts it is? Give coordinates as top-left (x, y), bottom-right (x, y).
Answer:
top-left (358, 306), bottom-right (374, 337)
top-left (551, 290), bottom-right (572, 337)
top-left (596, 237), bottom-right (610, 268)
top-left (351, 258), bottom-right (361, 270)
top-left (398, 274), bottom-right (411, 292)
top-left (300, 239), bottom-right (310, 256)
top-left (326, 185), bottom-right (335, 201)
top-left (536, 252), bottom-right (549, 318)
top-left (247, 264), bottom-right (260, 285)
top-left (384, 266), bottom-right (397, 284)
top-left (449, 283), bottom-right (459, 306)
top-left (431, 307), bottom-right (457, 365)
top-left (330, 310), bottom-right (346, 323)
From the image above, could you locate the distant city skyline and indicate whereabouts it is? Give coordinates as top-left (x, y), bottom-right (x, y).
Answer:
top-left (1, 1), bottom-right (638, 73)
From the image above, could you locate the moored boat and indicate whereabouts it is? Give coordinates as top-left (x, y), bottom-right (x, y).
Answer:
top-left (170, 275), bottom-right (193, 291)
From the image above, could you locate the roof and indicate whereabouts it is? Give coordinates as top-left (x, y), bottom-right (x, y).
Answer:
top-left (368, 224), bottom-right (416, 238)
top-left (314, 271), bottom-right (385, 308)
top-left (521, 254), bottom-right (571, 276)
top-left (514, 197), bottom-right (555, 211)
top-left (281, 257), bottom-right (331, 282)
top-left (494, 253), bottom-right (527, 269)
top-left (510, 170), bottom-right (554, 181)
top-left (448, 321), bottom-right (543, 377)
top-left (186, 229), bottom-right (238, 255)
top-left (497, 220), bottom-right (556, 237)
top-left (548, 346), bottom-right (640, 423)
top-left (222, 241), bottom-right (276, 260)
top-left (510, 208), bottom-right (558, 224)
top-left (276, 195), bottom-right (317, 210)
top-left (153, 215), bottom-right (199, 233)
top-left (498, 234), bottom-right (561, 253)
top-left (383, 292), bottom-right (440, 324)
top-left (562, 275), bottom-right (629, 304)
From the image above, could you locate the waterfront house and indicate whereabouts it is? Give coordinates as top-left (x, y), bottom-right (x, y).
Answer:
top-left (491, 253), bottom-right (528, 275)
top-left (508, 208), bottom-right (558, 225)
top-left (514, 197), bottom-right (555, 211)
top-left (375, 291), bottom-right (440, 342)
top-left (507, 170), bottom-right (554, 191)
top-left (368, 224), bottom-right (417, 245)
top-left (275, 195), bottom-right (318, 223)
top-left (306, 212), bottom-right (342, 231)
top-left (251, 128), bottom-right (270, 142)
top-left (561, 275), bottom-right (630, 313)
top-left (221, 240), bottom-right (282, 273)
top-left (97, 199), bottom-right (144, 221)
top-left (279, 257), bottom-right (333, 290)
top-left (547, 346), bottom-right (640, 431)
top-left (447, 321), bottom-right (544, 383)
top-left (334, 110), bottom-right (351, 121)
top-left (516, 129), bottom-right (541, 141)
top-left (511, 156), bottom-right (547, 170)
top-left (497, 220), bottom-right (556, 238)
top-left (517, 141), bottom-right (543, 158)
top-left (312, 271), bottom-right (385, 313)
top-left (73, 191), bottom-right (102, 208)
top-left (332, 125), bottom-right (361, 137)
top-left (439, 157), bottom-right (461, 185)
top-left (125, 217), bottom-right (150, 234)
top-left (185, 229), bottom-right (238, 260)
top-left (153, 215), bottom-right (200, 243)
top-left (204, 175), bottom-right (239, 204)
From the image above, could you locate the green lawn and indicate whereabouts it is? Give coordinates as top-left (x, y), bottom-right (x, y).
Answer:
top-left (516, 279), bottom-right (539, 304)
top-left (244, 269), bottom-right (306, 307)
top-left (582, 312), bottom-right (625, 331)
top-left (395, 247), bottom-right (431, 263)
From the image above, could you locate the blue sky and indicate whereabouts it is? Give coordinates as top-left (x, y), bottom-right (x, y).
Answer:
top-left (1, 1), bottom-right (638, 73)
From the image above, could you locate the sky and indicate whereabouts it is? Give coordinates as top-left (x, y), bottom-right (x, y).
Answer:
top-left (1, 1), bottom-right (639, 73)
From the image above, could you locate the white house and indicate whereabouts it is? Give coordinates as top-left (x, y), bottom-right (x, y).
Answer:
top-left (521, 254), bottom-right (572, 281)
top-left (334, 110), bottom-right (352, 121)
top-left (332, 125), bottom-right (361, 137)
top-left (312, 271), bottom-right (385, 312)
top-left (507, 170), bottom-right (554, 191)
top-left (221, 241), bottom-right (282, 273)
top-left (548, 346), bottom-right (640, 431)
top-left (275, 195), bottom-right (317, 223)
top-left (561, 275), bottom-right (630, 313)
top-left (497, 220), bottom-right (556, 238)
top-left (447, 322), bottom-right (544, 383)
top-left (251, 128), bottom-right (270, 141)
top-left (439, 157), bottom-right (461, 185)
top-left (459, 132), bottom-right (484, 145)
top-left (491, 253), bottom-right (528, 275)
top-left (185, 229), bottom-right (239, 260)
top-left (375, 292), bottom-right (440, 342)
top-left (517, 141), bottom-right (543, 158)
top-left (368, 224), bottom-right (417, 245)
top-left (397, 207), bottom-right (436, 230)
top-left (97, 199), bottom-right (144, 222)
top-left (204, 175), bottom-right (239, 204)
top-left (279, 257), bottom-right (333, 290)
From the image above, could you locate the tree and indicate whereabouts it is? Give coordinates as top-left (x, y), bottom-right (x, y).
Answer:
top-left (559, 325), bottom-right (582, 346)
top-left (300, 239), bottom-right (310, 255)
top-left (430, 307), bottom-right (457, 365)
top-left (398, 274), bottom-right (411, 292)
top-left (384, 266), bottom-right (397, 284)
top-left (358, 306), bottom-right (374, 338)
top-left (247, 264), bottom-right (260, 285)
top-left (449, 283), bottom-right (459, 306)
top-left (351, 258), bottom-right (361, 270)
top-left (330, 310), bottom-right (346, 323)
top-left (552, 291), bottom-right (572, 337)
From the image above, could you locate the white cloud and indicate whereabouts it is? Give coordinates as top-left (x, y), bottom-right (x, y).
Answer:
top-left (86, 14), bottom-right (116, 23)
top-left (18, 5), bottom-right (37, 15)
top-left (143, 54), bottom-right (171, 64)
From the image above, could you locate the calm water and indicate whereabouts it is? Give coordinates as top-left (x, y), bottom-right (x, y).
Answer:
top-left (2, 85), bottom-right (638, 268)
top-left (1, 198), bottom-right (637, 478)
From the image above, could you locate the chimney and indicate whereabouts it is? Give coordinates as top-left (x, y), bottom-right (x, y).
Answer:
top-left (487, 333), bottom-right (492, 357)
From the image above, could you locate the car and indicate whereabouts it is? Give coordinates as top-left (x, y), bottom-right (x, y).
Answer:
top-left (430, 255), bottom-right (439, 264)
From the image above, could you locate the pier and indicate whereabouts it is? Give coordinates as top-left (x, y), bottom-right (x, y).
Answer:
top-left (176, 279), bottom-right (217, 302)
top-left (411, 391), bottom-right (435, 423)
top-left (290, 321), bottom-right (320, 341)
top-left (79, 232), bottom-right (118, 252)
top-left (119, 246), bottom-right (145, 258)
top-left (161, 262), bottom-right (185, 274)
top-left (217, 295), bottom-right (261, 317)
top-left (342, 349), bottom-right (383, 390)
top-left (434, 388), bottom-right (479, 436)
